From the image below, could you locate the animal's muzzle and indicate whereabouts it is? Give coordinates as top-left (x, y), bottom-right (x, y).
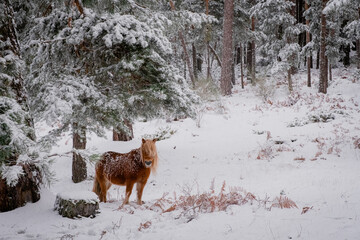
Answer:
top-left (145, 161), bottom-right (152, 167)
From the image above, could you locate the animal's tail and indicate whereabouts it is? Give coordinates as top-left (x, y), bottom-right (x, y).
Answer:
top-left (92, 175), bottom-right (101, 197)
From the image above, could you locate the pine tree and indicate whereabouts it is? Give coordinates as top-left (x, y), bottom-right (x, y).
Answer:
top-left (252, 0), bottom-right (302, 90)
top-left (23, 1), bottom-right (199, 182)
top-left (0, 0), bottom-right (42, 212)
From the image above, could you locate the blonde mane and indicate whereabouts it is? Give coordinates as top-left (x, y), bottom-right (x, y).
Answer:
top-left (140, 139), bottom-right (158, 174)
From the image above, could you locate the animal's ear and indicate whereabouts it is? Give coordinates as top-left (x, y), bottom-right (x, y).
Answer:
top-left (142, 138), bottom-right (146, 144)
top-left (153, 138), bottom-right (157, 143)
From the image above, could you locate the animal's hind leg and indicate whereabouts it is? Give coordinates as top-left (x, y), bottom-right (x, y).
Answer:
top-left (136, 181), bottom-right (147, 205)
top-left (124, 181), bottom-right (135, 205)
top-left (97, 174), bottom-right (109, 202)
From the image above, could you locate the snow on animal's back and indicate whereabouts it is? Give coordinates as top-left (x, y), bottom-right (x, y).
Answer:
top-left (102, 149), bottom-right (143, 177)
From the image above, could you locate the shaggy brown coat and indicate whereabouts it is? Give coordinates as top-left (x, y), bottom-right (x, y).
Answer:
top-left (93, 139), bottom-right (158, 205)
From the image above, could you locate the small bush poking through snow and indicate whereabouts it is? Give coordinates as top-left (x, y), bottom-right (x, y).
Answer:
top-left (254, 76), bottom-right (276, 103)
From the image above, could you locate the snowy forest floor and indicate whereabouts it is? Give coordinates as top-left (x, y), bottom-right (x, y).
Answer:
top-left (1, 68), bottom-right (360, 240)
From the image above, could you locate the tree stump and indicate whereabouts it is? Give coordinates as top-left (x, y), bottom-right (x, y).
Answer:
top-left (54, 191), bottom-right (99, 218)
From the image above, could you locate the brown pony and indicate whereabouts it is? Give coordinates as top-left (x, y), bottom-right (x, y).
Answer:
top-left (93, 139), bottom-right (158, 205)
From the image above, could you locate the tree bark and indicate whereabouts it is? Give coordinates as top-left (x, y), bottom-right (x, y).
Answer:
top-left (343, 44), bottom-right (350, 67)
top-left (288, 69), bottom-right (293, 92)
top-left (197, 56), bottom-right (203, 72)
top-left (0, 164), bottom-right (42, 212)
top-left (316, 50), bottom-right (320, 69)
top-left (72, 123), bottom-right (87, 183)
top-left (358, 8), bottom-right (360, 69)
top-left (240, 43), bottom-right (244, 89)
top-left (205, 0), bottom-right (211, 79)
top-left (220, 0), bottom-right (234, 95)
top-left (113, 120), bottom-right (134, 141)
top-left (319, 0), bottom-right (328, 94)
top-left (251, 16), bottom-right (256, 82)
top-left (358, 39), bottom-right (360, 69)
top-left (192, 43), bottom-right (198, 80)
top-left (305, 1), bottom-right (311, 87)
top-left (247, 42), bottom-right (252, 81)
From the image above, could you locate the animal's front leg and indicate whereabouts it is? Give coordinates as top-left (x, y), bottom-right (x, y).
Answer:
top-left (136, 181), bottom-right (147, 205)
top-left (124, 182), bottom-right (135, 204)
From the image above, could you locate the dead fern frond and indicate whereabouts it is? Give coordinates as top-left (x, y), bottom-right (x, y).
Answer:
top-left (270, 196), bottom-right (298, 210)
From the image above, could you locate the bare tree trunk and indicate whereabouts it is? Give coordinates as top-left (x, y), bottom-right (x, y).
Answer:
top-left (113, 120), bottom-right (134, 141)
top-left (319, 0), bottom-right (328, 94)
top-left (236, 45), bottom-right (241, 64)
top-left (288, 69), bottom-right (293, 92)
top-left (205, 0), bottom-right (211, 79)
top-left (358, 38), bottom-right (360, 69)
top-left (343, 44), bottom-right (351, 67)
top-left (197, 56), bottom-right (203, 72)
top-left (232, 48), bottom-right (236, 85)
top-left (247, 42), bottom-right (252, 79)
top-left (192, 43), bottom-right (198, 80)
top-left (179, 31), bottom-right (196, 86)
top-left (72, 123), bottom-right (87, 183)
top-left (251, 16), bottom-right (256, 82)
top-left (220, 0), bottom-right (234, 95)
top-left (170, 0), bottom-right (196, 87)
top-left (357, 8), bottom-right (360, 69)
top-left (240, 43), bottom-right (244, 89)
top-left (209, 44), bottom-right (222, 67)
top-left (305, 1), bottom-right (311, 87)
top-left (316, 50), bottom-right (320, 69)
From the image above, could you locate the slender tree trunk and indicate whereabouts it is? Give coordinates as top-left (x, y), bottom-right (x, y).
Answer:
top-left (247, 42), bottom-right (251, 72)
top-left (192, 43), bottom-right (198, 80)
top-left (288, 69), bottom-right (293, 92)
top-left (207, 45), bottom-right (211, 79)
top-left (209, 43), bottom-right (222, 67)
top-left (343, 44), bottom-right (351, 67)
top-left (358, 39), bottom-right (360, 69)
top-left (305, 1), bottom-right (311, 87)
top-left (319, 0), bottom-right (328, 94)
top-left (316, 50), bottom-right (320, 69)
top-left (357, 8), bottom-right (360, 69)
top-left (169, 0), bottom-right (196, 87)
top-left (232, 48), bottom-right (236, 85)
top-left (240, 43), bottom-right (244, 89)
top-left (113, 120), bottom-right (134, 141)
top-left (220, 0), bottom-right (234, 95)
top-left (197, 56), bottom-right (203, 72)
top-left (179, 31), bottom-right (196, 86)
top-left (72, 123), bottom-right (87, 183)
top-left (325, 56), bottom-right (328, 88)
top-left (205, 0), bottom-right (211, 79)
top-left (251, 16), bottom-right (256, 82)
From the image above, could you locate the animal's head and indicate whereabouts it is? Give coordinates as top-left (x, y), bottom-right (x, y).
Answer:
top-left (140, 138), bottom-right (158, 172)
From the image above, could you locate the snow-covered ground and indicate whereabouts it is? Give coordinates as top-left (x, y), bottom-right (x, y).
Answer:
top-left (1, 68), bottom-right (360, 240)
